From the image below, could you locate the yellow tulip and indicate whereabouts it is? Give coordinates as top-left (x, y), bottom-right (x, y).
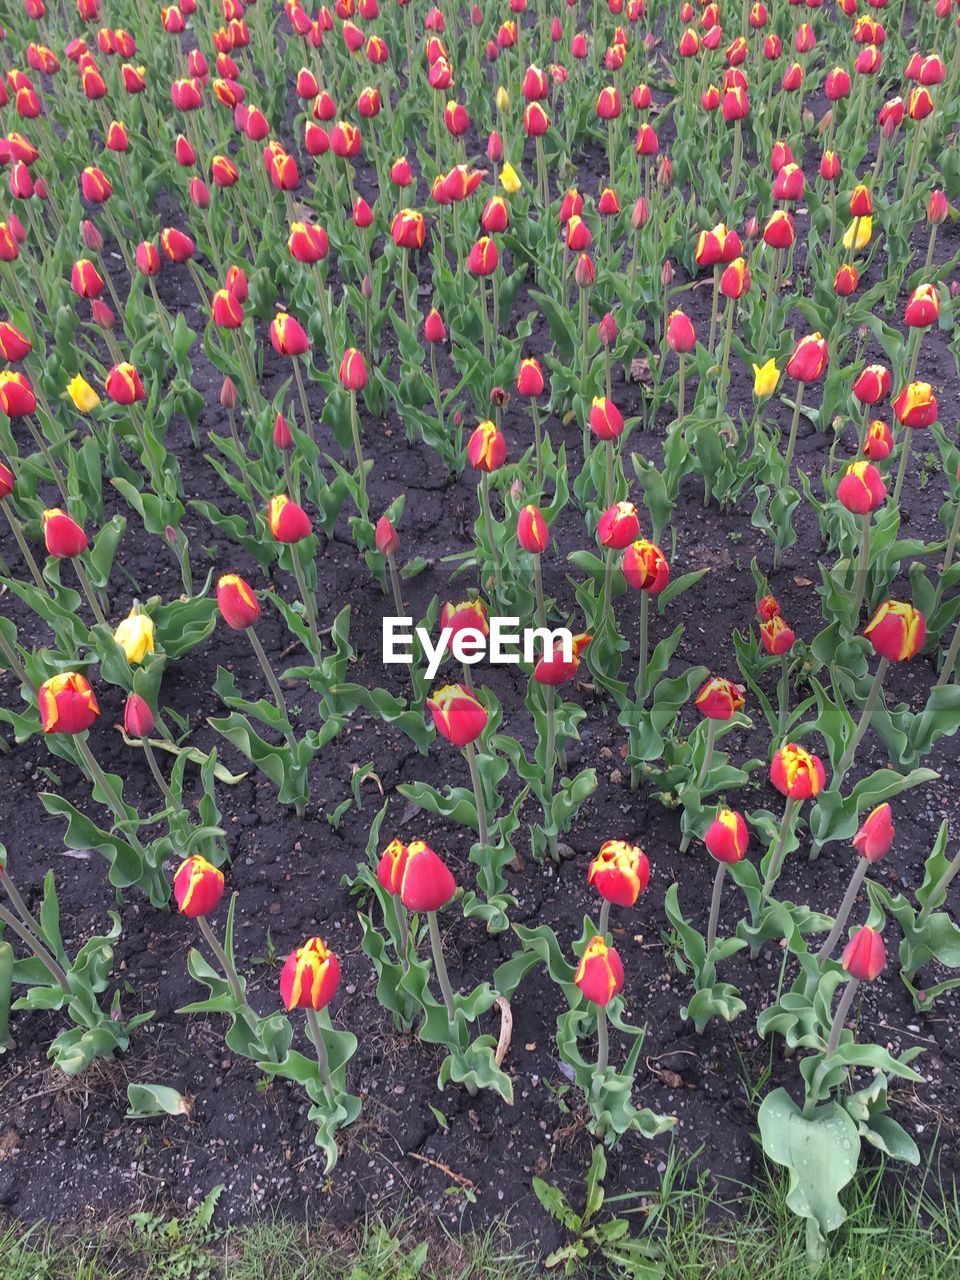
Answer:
top-left (66, 374), bottom-right (100, 413)
top-left (842, 215), bottom-right (872, 251)
top-left (495, 85), bottom-right (509, 113)
top-left (752, 358), bottom-right (779, 399)
top-left (114, 607), bottom-right (155, 664)
top-left (500, 161), bottom-right (522, 194)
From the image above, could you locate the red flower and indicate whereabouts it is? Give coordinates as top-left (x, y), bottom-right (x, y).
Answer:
top-left (760, 616), bottom-right (795, 655)
top-left (842, 926), bottom-right (885, 981)
top-left (516, 358), bottom-right (544, 397)
top-left (267, 494), bottom-right (312, 543)
top-left (42, 507), bottom-right (87, 558)
top-left (852, 803), bottom-right (894, 863)
top-left (280, 937), bottom-right (341, 1009)
top-left (695, 676), bottom-right (745, 720)
top-left (124, 692), bottom-right (155, 738)
top-left (104, 362), bottom-right (145, 404)
top-left (786, 333), bottom-right (828, 382)
top-left (666, 309), bottom-right (696, 353)
top-left (467, 420), bottom-right (506, 471)
top-left (893, 382), bottom-right (937, 427)
top-left (864, 601), bottom-right (925, 661)
top-left (770, 743), bottom-right (826, 800)
top-left (399, 840), bottom-right (457, 912)
top-left (38, 672), bottom-right (100, 734)
top-left (427, 683), bottom-right (487, 746)
top-left (467, 236), bottom-right (499, 275)
top-left (623, 540), bottom-right (669, 593)
top-left (589, 396), bottom-right (624, 439)
top-left (270, 312), bottom-right (310, 356)
top-left (837, 461), bottom-right (886, 514)
top-left (517, 504), bottom-right (548, 553)
top-left (375, 515), bottom-right (399, 556)
top-left (533, 633), bottom-right (591, 685)
top-left (217, 573), bottom-right (260, 629)
top-left (598, 501), bottom-right (641, 549)
top-left (705, 809), bottom-right (749, 863)
top-left (852, 364), bottom-right (890, 405)
top-left (173, 855), bottom-right (225, 918)
top-left (587, 840), bottom-right (650, 906)
top-left (574, 936), bottom-right (624, 1006)
top-left (339, 347), bottom-right (367, 391)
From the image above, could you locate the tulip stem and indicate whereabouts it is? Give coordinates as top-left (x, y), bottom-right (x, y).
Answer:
top-left (936, 616), bottom-right (960, 688)
top-left (719, 295), bottom-right (735, 404)
top-left (479, 472), bottom-right (502, 595)
top-left (289, 543), bottom-right (322, 656)
top-left (531, 401), bottom-right (543, 493)
top-left (304, 1007), bottom-right (335, 1102)
top-left (74, 734), bottom-right (148, 859)
top-left (348, 389), bottom-right (368, 518)
top-left (782, 383), bottom-right (805, 480)
top-left (598, 897), bottom-right (611, 942)
top-left (850, 512), bottom-right (872, 623)
top-left (707, 266), bottom-right (720, 355)
top-left (759, 795), bottom-right (799, 910)
top-left (678, 352), bottom-right (686, 420)
top-left (292, 359), bottom-right (322, 503)
top-left (777, 653), bottom-right (790, 736)
top-left (601, 547), bottom-right (615, 625)
top-left (245, 627), bottom-right (298, 753)
top-left (706, 862), bottom-right (726, 956)
top-left (2, 869), bottom-right (44, 942)
top-left (543, 684), bottom-right (557, 859)
top-left (594, 1004), bottom-right (609, 1080)
top-left (427, 909), bottom-right (458, 1029)
top-left (464, 740), bottom-right (489, 852)
top-left (804, 978), bottom-right (859, 1117)
top-left (637, 590), bottom-right (650, 704)
top-left (892, 430), bottom-right (913, 506)
top-left (0, 501), bottom-right (48, 595)
top-left (837, 657), bottom-right (889, 780)
top-left (386, 552), bottom-right (405, 619)
top-left (141, 737), bottom-right (177, 812)
top-left (942, 498), bottom-right (960, 576)
top-left (197, 915), bottom-right (247, 1011)
top-left (25, 416), bottom-right (69, 504)
top-left (817, 858), bottom-right (868, 964)
top-left (0, 902), bottom-right (70, 992)
top-left (71, 558), bottom-right (108, 627)
top-left (533, 555), bottom-right (546, 630)
top-left (679, 720), bottom-right (718, 854)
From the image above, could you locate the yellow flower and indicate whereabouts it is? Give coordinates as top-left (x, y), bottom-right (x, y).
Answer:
top-left (495, 85), bottom-right (509, 113)
top-left (114, 607), bottom-right (155, 664)
top-left (500, 161), bottom-right (522, 194)
top-left (842, 215), bottom-right (872, 251)
top-left (752, 358), bottom-right (779, 399)
top-left (66, 374), bottom-right (100, 413)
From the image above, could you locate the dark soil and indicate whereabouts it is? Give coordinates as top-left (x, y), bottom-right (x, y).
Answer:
top-left (1, 42), bottom-right (959, 1266)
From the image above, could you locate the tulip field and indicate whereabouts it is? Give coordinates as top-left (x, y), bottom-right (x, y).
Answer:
top-left (2, 0), bottom-right (960, 1271)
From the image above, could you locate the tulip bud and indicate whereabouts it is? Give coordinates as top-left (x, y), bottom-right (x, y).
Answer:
top-left (267, 494), bottom-right (311, 543)
top-left (280, 937), bottom-right (341, 1009)
top-left (123, 692), bottom-right (155, 738)
top-left (837, 461), bottom-right (887, 514)
top-left (38, 672), bottom-right (100, 734)
top-left (427, 683), bottom-right (487, 746)
top-left (375, 514), bottom-right (399, 556)
top-left (574, 936), bottom-right (624, 1005)
top-left (852, 803), bottom-right (894, 863)
top-left (517, 504), bottom-right (548, 553)
top-left (399, 839), bottom-right (457, 911)
top-left (842, 926), bottom-right (885, 981)
top-left (589, 396), bottom-right (624, 439)
top-left (173, 855), bottom-right (226, 918)
top-left (217, 573), bottom-right (261, 629)
top-left (220, 376), bottom-right (238, 410)
top-left (864, 600), bottom-right (925, 661)
top-left (114, 606), bottom-right (156, 664)
top-left (770, 742), bottom-right (826, 800)
top-left (695, 676), bottom-right (745, 720)
top-left (587, 839), bottom-right (650, 906)
top-left (598, 501), bottom-right (641, 549)
top-left (623, 540), bottom-right (669, 593)
top-left (757, 595), bottom-right (780, 621)
top-left (42, 507), bottom-right (87, 558)
top-left (704, 809), bottom-right (749, 863)
top-left (0, 462), bottom-right (14, 499)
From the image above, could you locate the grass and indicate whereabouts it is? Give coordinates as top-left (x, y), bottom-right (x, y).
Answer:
top-left (2, 1155), bottom-right (958, 1279)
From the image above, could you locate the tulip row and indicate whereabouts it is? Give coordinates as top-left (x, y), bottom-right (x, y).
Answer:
top-left (0, 0), bottom-right (959, 1264)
